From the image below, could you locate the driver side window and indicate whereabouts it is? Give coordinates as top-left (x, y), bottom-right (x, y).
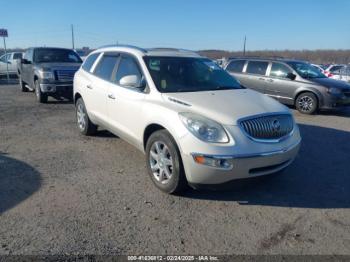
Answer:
top-left (270, 63), bottom-right (292, 79)
top-left (114, 55), bottom-right (142, 84)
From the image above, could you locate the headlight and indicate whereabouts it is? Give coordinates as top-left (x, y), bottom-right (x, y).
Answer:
top-left (38, 70), bottom-right (54, 79)
top-left (179, 112), bottom-right (229, 143)
top-left (327, 87), bottom-right (342, 95)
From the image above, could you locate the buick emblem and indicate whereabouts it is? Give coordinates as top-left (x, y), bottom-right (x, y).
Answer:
top-left (271, 119), bottom-right (281, 132)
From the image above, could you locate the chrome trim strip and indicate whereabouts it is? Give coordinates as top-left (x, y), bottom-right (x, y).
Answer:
top-left (191, 139), bottom-right (301, 160)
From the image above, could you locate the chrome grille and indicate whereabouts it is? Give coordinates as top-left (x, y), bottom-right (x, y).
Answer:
top-left (240, 114), bottom-right (294, 141)
top-left (55, 70), bottom-right (76, 81)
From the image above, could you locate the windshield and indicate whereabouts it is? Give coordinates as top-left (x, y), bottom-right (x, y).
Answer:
top-left (143, 56), bottom-right (242, 93)
top-left (34, 49), bottom-right (82, 63)
top-left (287, 62), bottom-right (326, 79)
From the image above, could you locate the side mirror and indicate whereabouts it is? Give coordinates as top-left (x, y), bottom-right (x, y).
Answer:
top-left (21, 58), bottom-right (31, 64)
top-left (286, 72), bottom-right (296, 80)
top-left (119, 75), bottom-right (145, 89)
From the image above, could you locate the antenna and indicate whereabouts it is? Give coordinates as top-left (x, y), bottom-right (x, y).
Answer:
top-left (243, 35), bottom-right (246, 56)
top-left (71, 24), bottom-right (75, 49)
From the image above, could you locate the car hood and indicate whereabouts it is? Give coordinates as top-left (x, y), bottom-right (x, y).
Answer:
top-left (36, 62), bottom-right (81, 71)
top-left (162, 89), bottom-right (290, 125)
top-left (308, 77), bottom-right (350, 90)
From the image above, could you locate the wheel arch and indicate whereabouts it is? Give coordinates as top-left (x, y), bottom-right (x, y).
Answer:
top-left (294, 87), bottom-right (322, 107)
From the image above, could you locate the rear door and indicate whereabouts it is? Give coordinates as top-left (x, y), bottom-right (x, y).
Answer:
top-left (265, 62), bottom-right (298, 105)
top-left (84, 52), bottom-right (120, 125)
top-left (242, 60), bottom-right (269, 93)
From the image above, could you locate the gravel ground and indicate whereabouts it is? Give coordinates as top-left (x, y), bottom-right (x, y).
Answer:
top-left (0, 83), bottom-right (349, 255)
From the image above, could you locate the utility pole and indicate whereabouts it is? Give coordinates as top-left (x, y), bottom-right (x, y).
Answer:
top-left (71, 24), bottom-right (75, 50)
top-left (243, 35), bottom-right (246, 57)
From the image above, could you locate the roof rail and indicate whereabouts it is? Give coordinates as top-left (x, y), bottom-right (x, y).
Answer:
top-left (147, 47), bottom-right (198, 54)
top-left (229, 55), bottom-right (286, 60)
top-left (97, 44), bottom-right (148, 53)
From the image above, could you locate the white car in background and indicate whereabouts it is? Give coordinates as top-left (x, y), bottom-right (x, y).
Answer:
top-left (324, 64), bottom-right (345, 78)
top-left (331, 66), bottom-right (350, 83)
top-left (73, 45), bottom-right (301, 194)
top-left (0, 52), bottom-right (23, 76)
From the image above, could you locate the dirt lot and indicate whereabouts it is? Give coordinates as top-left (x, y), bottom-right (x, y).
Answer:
top-left (0, 82), bottom-right (350, 255)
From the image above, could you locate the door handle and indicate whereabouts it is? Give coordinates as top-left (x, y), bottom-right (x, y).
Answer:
top-left (108, 94), bottom-right (116, 100)
top-left (266, 79), bottom-right (274, 82)
top-left (86, 85), bottom-right (93, 89)
top-left (258, 77), bottom-right (265, 81)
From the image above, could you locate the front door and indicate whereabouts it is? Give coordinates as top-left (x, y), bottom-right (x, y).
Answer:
top-left (107, 54), bottom-right (146, 147)
top-left (265, 62), bottom-right (298, 104)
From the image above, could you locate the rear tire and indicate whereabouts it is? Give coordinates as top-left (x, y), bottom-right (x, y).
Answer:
top-left (19, 75), bottom-right (28, 92)
top-left (75, 98), bottom-right (97, 136)
top-left (34, 80), bottom-right (48, 103)
top-left (145, 130), bottom-right (188, 194)
top-left (296, 92), bottom-right (318, 114)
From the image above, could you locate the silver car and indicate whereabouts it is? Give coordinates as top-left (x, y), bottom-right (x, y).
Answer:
top-left (73, 46), bottom-right (301, 194)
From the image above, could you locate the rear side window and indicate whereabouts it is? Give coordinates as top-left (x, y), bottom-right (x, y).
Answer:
top-left (114, 55), bottom-right (142, 84)
top-left (93, 54), bottom-right (119, 81)
top-left (269, 63), bottom-right (292, 78)
top-left (82, 53), bottom-right (99, 72)
top-left (246, 61), bottom-right (268, 75)
top-left (226, 60), bottom-right (245, 73)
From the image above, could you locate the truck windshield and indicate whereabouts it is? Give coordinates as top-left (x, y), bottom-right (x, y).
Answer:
top-left (34, 49), bottom-right (82, 63)
top-left (143, 56), bottom-right (242, 93)
top-left (287, 61), bottom-right (326, 79)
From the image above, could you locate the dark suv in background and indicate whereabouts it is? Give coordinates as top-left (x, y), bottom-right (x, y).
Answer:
top-left (18, 47), bottom-right (82, 103)
top-left (224, 58), bottom-right (350, 114)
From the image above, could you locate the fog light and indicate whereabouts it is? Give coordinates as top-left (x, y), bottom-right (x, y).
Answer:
top-left (192, 154), bottom-right (233, 170)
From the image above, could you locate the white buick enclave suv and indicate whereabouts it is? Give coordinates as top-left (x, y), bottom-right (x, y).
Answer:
top-left (73, 46), bottom-right (301, 194)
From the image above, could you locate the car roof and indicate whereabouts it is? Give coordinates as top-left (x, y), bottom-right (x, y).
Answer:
top-left (95, 45), bottom-right (202, 58)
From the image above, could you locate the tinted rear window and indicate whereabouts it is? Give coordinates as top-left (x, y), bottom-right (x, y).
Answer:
top-left (226, 60), bottom-right (246, 73)
top-left (246, 61), bottom-right (268, 75)
top-left (82, 53), bottom-right (100, 72)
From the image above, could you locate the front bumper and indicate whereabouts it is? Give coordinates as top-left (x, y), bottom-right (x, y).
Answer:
top-left (321, 92), bottom-right (350, 109)
top-left (40, 83), bottom-right (73, 94)
top-left (178, 125), bottom-right (301, 185)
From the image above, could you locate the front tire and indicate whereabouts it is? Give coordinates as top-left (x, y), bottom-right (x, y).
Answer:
top-left (145, 130), bottom-right (187, 194)
top-left (296, 92), bottom-right (318, 114)
top-left (34, 80), bottom-right (48, 103)
top-left (75, 98), bottom-right (97, 136)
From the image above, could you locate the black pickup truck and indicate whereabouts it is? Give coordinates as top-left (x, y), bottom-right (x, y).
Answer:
top-left (18, 47), bottom-right (82, 103)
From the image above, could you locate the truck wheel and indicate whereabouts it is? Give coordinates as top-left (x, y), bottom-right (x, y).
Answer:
top-left (145, 130), bottom-right (188, 194)
top-left (296, 92), bottom-right (318, 114)
top-left (75, 98), bottom-right (97, 136)
top-left (35, 80), bottom-right (48, 103)
top-left (19, 75), bottom-right (28, 92)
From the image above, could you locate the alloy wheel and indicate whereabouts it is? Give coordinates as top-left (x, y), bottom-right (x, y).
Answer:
top-left (76, 103), bottom-right (86, 131)
top-left (298, 96), bottom-right (314, 112)
top-left (149, 141), bottom-right (174, 184)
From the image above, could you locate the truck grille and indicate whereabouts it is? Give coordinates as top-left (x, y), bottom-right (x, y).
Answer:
top-left (55, 70), bottom-right (76, 81)
top-left (240, 114), bottom-right (294, 141)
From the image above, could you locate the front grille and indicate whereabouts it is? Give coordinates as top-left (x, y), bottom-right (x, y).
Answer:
top-left (344, 91), bottom-right (350, 98)
top-left (240, 114), bottom-right (294, 141)
top-left (55, 70), bottom-right (76, 81)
